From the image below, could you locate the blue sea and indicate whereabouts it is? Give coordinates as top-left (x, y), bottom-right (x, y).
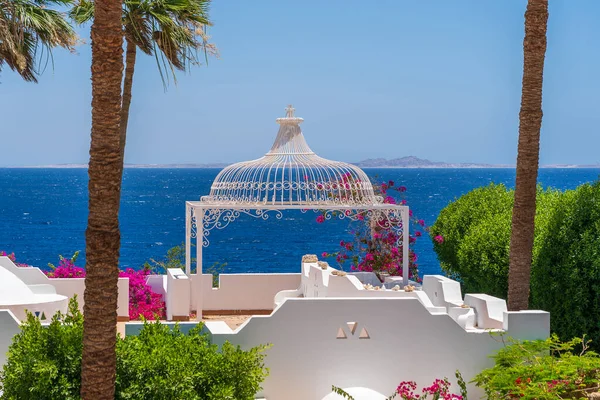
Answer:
top-left (0, 168), bottom-right (598, 276)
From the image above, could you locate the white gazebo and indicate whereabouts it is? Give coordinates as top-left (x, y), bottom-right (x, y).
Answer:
top-left (185, 105), bottom-right (410, 316)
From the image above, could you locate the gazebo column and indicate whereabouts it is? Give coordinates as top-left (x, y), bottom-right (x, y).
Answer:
top-left (194, 207), bottom-right (204, 320)
top-left (402, 207), bottom-right (409, 287)
top-left (185, 202), bottom-right (191, 275)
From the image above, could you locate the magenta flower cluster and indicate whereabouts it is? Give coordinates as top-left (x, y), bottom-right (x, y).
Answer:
top-left (2, 251), bottom-right (166, 320)
top-left (317, 179), bottom-right (427, 282)
top-left (396, 378), bottom-right (463, 400)
top-left (119, 268), bottom-right (165, 320)
top-left (46, 256), bottom-right (86, 278)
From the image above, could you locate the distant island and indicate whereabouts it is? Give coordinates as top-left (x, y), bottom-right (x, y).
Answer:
top-left (353, 156), bottom-right (600, 168)
top-left (353, 156), bottom-right (511, 168)
top-left (8, 156), bottom-right (600, 169)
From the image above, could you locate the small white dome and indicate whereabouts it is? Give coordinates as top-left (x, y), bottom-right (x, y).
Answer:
top-left (203, 105), bottom-right (380, 206)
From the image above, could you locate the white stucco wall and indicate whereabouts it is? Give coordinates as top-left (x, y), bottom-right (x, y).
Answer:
top-left (189, 273), bottom-right (301, 312)
top-left (206, 297), bottom-right (549, 400)
top-left (166, 269), bottom-right (190, 319)
top-left (0, 310), bottom-right (22, 368)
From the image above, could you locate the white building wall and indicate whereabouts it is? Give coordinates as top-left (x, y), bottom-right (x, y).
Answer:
top-left (190, 273), bottom-right (301, 311)
top-left (0, 310), bottom-right (21, 368)
top-left (206, 297), bottom-right (549, 400)
top-left (0, 257), bottom-right (129, 319)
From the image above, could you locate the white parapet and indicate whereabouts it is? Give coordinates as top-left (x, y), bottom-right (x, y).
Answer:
top-left (422, 275), bottom-right (464, 310)
top-left (464, 294), bottom-right (507, 330)
top-left (166, 268), bottom-right (191, 320)
top-left (189, 273), bottom-right (301, 314)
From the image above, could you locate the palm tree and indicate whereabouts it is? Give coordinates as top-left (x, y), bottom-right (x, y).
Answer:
top-left (70, 0), bottom-right (214, 161)
top-left (79, 0), bottom-right (123, 397)
top-left (507, 0), bottom-right (548, 311)
top-left (0, 0), bottom-right (77, 82)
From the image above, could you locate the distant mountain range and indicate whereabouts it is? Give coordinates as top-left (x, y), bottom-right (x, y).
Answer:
top-left (353, 156), bottom-right (600, 168)
top-left (352, 156), bottom-right (511, 168)
top-left (9, 157), bottom-right (600, 169)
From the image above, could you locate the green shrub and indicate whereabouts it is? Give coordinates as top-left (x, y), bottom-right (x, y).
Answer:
top-left (455, 210), bottom-right (512, 298)
top-left (473, 335), bottom-right (600, 399)
top-left (116, 322), bottom-right (269, 400)
top-left (531, 181), bottom-right (600, 347)
top-left (430, 184), bottom-right (561, 298)
top-left (1, 297), bottom-right (269, 400)
top-left (430, 183), bottom-right (513, 285)
top-left (0, 297), bottom-right (83, 400)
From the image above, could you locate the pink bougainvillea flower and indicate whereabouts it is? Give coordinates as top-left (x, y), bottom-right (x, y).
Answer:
top-left (321, 252), bottom-right (328, 258)
top-left (415, 231), bottom-right (422, 237)
top-left (384, 196), bottom-right (396, 204)
top-left (365, 253), bottom-right (374, 261)
top-left (398, 186), bottom-right (407, 192)
top-left (417, 219), bottom-right (425, 227)
top-left (434, 235), bottom-right (444, 244)
top-left (316, 215), bottom-right (325, 223)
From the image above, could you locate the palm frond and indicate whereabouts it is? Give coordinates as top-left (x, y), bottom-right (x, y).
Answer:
top-left (69, 0), bottom-right (94, 25)
top-left (0, 0), bottom-right (77, 81)
top-left (132, 0), bottom-right (215, 88)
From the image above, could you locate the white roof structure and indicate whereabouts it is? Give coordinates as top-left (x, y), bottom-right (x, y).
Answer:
top-left (0, 258), bottom-right (68, 321)
top-left (202, 105), bottom-right (379, 206)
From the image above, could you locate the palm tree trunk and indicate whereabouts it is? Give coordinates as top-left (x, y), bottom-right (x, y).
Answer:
top-left (120, 37), bottom-right (137, 163)
top-left (80, 0), bottom-right (124, 397)
top-left (507, 0), bottom-right (548, 311)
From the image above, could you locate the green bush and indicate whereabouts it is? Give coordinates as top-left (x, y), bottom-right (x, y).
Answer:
top-left (0, 297), bottom-right (83, 399)
top-left (116, 322), bottom-right (269, 400)
top-left (532, 181), bottom-right (600, 347)
top-left (455, 210), bottom-right (512, 298)
top-left (430, 183), bottom-right (561, 298)
top-left (430, 183), bottom-right (513, 285)
top-left (0, 297), bottom-right (269, 400)
top-left (473, 335), bottom-right (600, 399)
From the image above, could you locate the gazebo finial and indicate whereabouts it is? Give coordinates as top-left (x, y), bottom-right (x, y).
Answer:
top-left (285, 104), bottom-right (295, 118)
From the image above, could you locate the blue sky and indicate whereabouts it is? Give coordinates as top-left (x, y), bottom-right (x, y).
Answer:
top-left (1, 0), bottom-right (599, 166)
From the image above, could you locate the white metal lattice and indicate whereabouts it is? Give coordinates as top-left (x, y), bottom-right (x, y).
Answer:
top-left (202, 105), bottom-right (379, 206)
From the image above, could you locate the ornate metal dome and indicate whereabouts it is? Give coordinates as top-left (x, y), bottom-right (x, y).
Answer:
top-left (202, 105), bottom-right (380, 206)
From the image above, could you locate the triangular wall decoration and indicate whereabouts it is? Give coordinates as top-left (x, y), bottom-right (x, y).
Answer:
top-left (346, 321), bottom-right (357, 335)
top-left (359, 327), bottom-right (370, 339)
